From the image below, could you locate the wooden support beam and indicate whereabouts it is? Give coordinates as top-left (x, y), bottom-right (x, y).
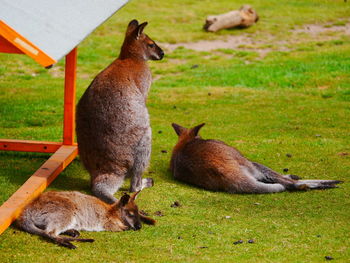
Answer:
top-left (0, 139), bottom-right (62, 153)
top-left (63, 48), bottom-right (77, 146)
top-left (0, 35), bottom-right (24, 54)
top-left (0, 145), bottom-right (78, 235)
top-left (0, 48), bottom-right (79, 235)
top-left (0, 21), bottom-right (56, 67)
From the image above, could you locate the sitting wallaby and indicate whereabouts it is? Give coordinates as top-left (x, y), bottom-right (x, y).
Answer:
top-left (76, 19), bottom-right (164, 204)
top-left (17, 191), bottom-right (155, 249)
top-left (170, 123), bottom-right (342, 193)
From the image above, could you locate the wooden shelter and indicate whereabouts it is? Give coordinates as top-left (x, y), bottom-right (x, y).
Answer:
top-left (0, 0), bottom-right (129, 235)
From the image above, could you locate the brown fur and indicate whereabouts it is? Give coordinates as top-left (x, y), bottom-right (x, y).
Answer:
top-left (17, 191), bottom-right (155, 249)
top-left (170, 123), bottom-right (342, 193)
top-left (76, 19), bottom-right (164, 204)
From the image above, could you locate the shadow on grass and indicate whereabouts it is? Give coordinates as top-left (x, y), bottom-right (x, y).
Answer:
top-left (0, 152), bottom-right (47, 188)
top-left (0, 151), bottom-right (90, 194)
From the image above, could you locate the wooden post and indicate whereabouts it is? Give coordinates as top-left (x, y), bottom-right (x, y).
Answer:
top-left (63, 48), bottom-right (77, 146)
top-left (0, 48), bottom-right (79, 235)
top-left (204, 5), bottom-right (259, 32)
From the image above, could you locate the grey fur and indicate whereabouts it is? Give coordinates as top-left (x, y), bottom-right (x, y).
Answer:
top-left (76, 20), bottom-right (163, 203)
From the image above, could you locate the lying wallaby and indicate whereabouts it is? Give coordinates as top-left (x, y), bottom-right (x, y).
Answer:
top-left (17, 191), bottom-right (155, 249)
top-left (170, 123), bottom-right (342, 193)
top-left (76, 19), bottom-right (164, 203)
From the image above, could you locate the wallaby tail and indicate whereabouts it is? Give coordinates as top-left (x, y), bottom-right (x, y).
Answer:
top-left (295, 179), bottom-right (343, 190)
top-left (18, 220), bottom-right (44, 236)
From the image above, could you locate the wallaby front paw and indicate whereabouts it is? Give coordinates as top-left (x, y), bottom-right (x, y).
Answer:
top-left (142, 178), bottom-right (154, 189)
top-left (130, 178), bottom-right (154, 192)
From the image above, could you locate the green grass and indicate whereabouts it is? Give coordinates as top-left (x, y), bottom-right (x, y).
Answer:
top-left (1, 0), bottom-right (350, 262)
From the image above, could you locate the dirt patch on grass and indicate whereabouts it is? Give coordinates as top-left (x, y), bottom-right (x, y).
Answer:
top-left (48, 66), bottom-right (64, 78)
top-left (162, 35), bottom-right (253, 52)
top-left (293, 21), bottom-right (350, 35)
top-left (161, 35), bottom-right (286, 58)
top-left (161, 19), bottom-right (350, 57)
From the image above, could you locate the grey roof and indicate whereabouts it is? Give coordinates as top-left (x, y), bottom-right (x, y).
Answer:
top-left (0, 0), bottom-right (128, 64)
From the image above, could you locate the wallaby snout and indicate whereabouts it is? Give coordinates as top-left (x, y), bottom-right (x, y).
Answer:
top-left (150, 43), bottom-right (164, 60)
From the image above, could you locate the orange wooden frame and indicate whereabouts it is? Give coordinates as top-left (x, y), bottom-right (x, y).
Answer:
top-left (0, 44), bottom-right (78, 235)
top-left (0, 21), bottom-right (56, 67)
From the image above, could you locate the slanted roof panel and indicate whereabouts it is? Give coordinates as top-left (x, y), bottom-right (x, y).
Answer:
top-left (0, 0), bottom-right (128, 64)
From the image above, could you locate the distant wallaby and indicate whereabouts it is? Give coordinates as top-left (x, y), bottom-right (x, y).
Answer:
top-left (76, 19), bottom-right (164, 203)
top-left (170, 123), bottom-right (342, 193)
top-left (17, 191), bottom-right (155, 249)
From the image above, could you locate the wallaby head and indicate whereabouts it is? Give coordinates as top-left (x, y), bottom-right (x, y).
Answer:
top-left (114, 191), bottom-right (156, 231)
top-left (172, 123), bottom-right (205, 144)
top-left (119, 19), bottom-right (164, 61)
top-left (115, 191), bottom-right (142, 230)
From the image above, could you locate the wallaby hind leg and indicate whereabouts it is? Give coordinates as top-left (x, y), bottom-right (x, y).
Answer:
top-left (47, 231), bottom-right (94, 249)
top-left (47, 235), bottom-right (93, 249)
top-left (252, 162), bottom-right (301, 180)
top-left (251, 161), bottom-right (298, 190)
top-left (130, 129), bottom-right (154, 192)
top-left (51, 236), bottom-right (77, 249)
top-left (252, 181), bottom-right (286, 193)
top-left (49, 233), bottom-right (94, 249)
top-left (228, 177), bottom-right (286, 194)
top-left (92, 173), bottom-right (125, 204)
top-left (41, 228), bottom-right (77, 249)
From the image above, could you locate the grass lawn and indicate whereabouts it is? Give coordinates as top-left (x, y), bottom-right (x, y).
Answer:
top-left (0, 0), bottom-right (349, 262)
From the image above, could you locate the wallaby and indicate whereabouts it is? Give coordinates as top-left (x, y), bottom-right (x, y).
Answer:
top-left (170, 123), bottom-right (343, 193)
top-left (76, 19), bottom-right (164, 204)
top-left (17, 191), bottom-right (155, 249)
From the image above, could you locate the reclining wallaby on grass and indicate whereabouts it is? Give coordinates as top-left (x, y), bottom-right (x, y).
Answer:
top-left (17, 191), bottom-right (155, 249)
top-left (76, 19), bottom-right (164, 203)
top-left (170, 123), bottom-right (342, 193)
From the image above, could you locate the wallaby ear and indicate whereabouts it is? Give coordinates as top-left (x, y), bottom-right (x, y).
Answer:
top-left (139, 213), bottom-right (156, 225)
top-left (136, 22), bottom-right (148, 39)
top-left (126, 19), bottom-right (139, 36)
top-left (172, 123), bottom-right (186, 136)
top-left (191, 123), bottom-right (205, 137)
top-left (119, 193), bottom-right (130, 207)
top-left (130, 190), bottom-right (141, 201)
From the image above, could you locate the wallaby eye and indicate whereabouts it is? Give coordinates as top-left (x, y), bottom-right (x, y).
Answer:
top-left (148, 43), bottom-right (155, 48)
